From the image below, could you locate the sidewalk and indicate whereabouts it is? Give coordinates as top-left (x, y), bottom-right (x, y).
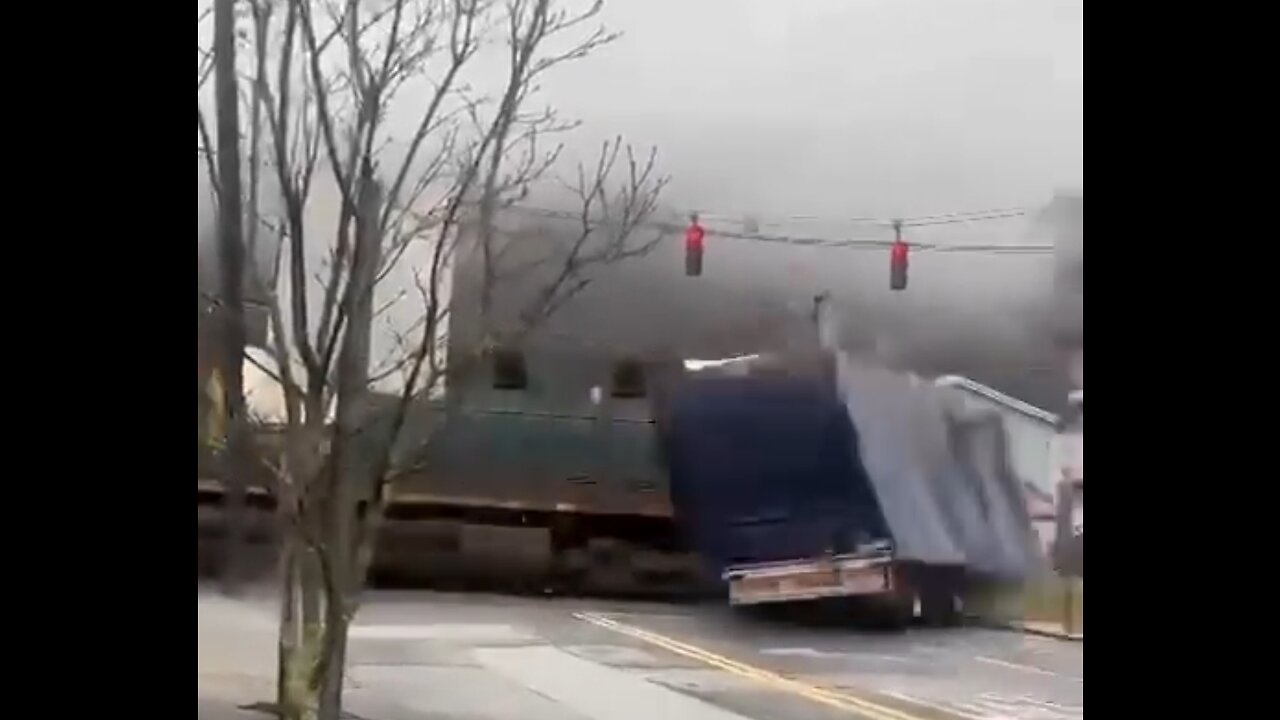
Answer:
top-left (198, 589), bottom-right (804, 720)
top-left (1006, 620), bottom-right (1083, 642)
top-left (197, 589), bottom-right (614, 720)
top-left (197, 589), bottom-right (279, 719)
top-left (962, 614), bottom-right (1083, 642)
top-left (198, 589), bottom-right (415, 720)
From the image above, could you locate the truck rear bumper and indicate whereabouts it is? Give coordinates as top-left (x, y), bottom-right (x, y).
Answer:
top-left (723, 552), bottom-right (895, 606)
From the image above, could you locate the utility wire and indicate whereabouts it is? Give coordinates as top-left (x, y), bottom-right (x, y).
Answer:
top-left (502, 204), bottom-right (1055, 255)
top-left (680, 206), bottom-right (1029, 226)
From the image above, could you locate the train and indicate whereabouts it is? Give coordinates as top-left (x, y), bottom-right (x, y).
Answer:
top-left (198, 196), bottom-right (1081, 600)
top-left (198, 328), bottom-right (1046, 611)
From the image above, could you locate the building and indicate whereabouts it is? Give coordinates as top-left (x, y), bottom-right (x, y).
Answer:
top-left (442, 196), bottom-right (1082, 416)
top-left (934, 375), bottom-right (1061, 558)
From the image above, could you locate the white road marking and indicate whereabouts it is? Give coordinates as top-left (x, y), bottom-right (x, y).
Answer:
top-left (761, 647), bottom-right (844, 659)
top-left (887, 691), bottom-right (1083, 720)
top-left (349, 623), bottom-right (538, 642)
top-left (883, 692), bottom-right (988, 720)
top-left (475, 644), bottom-right (757, 720)
top-left (761, 647), bottom-right (909, 662)
top-left (604, 611), bottom-right (698, 622)
top-left (975, 656), bottom-right (1083, 683)
top-left (974, 693), bottom-right (1083, 720)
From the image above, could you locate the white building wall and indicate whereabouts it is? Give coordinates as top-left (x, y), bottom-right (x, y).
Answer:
top-left (935, 375), bottom-right (1058, 499)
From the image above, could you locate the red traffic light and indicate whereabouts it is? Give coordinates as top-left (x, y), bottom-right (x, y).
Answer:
top-left (889, 220), bottom-right (909, 291)
top-left (685, 216), bottom-right (705, 276)
top-left (890, 240), bottom-right (908, 290)
top-left (685, 218), bottom-right (705, 248)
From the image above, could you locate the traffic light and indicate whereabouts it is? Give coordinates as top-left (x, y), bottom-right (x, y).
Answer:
top-left (889, 220), bottom-right (908, 290)
top-left (685, 214), bottom-right (705, 276)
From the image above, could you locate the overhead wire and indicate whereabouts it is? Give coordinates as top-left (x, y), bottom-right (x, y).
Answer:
top-left (501, 204), bottom-right (1056, 255)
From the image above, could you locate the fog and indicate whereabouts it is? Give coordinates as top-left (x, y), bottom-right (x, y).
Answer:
top-left (198, 0), bottom-right (1083, 408)
top-left (459, 201), bottom-right (1077, 411)
top-left (537, 0), bottom-right (1082, 218)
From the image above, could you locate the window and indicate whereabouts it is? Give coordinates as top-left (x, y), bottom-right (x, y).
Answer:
top-left (491, 347), bottom-right (527, 390)
top-left (611, 357), bottom-right (646, 398)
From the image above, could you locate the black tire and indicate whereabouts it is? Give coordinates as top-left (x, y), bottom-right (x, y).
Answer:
top-left (920, 587), bottom-right (961, 627)
top-left (919, 569), bottom-right (963, 627)
top-left (884, 592), bottom-right (917, 630)
top-left (862, 586), bottom-right (915, 631)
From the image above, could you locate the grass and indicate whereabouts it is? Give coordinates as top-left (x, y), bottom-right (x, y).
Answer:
top-left (966, 575), bottom-right (1083, 635)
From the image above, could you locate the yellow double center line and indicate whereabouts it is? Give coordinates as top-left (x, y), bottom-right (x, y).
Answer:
top-left (573, 611), bottom-right (935, 720)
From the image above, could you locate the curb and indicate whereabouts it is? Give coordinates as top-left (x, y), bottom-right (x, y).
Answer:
top-left (964, 615), bottom-right (1083, 642)
top-left (1009, 623), bottom-right (1083, 642)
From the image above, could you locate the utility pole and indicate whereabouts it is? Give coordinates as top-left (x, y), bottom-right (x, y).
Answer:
top-left (812, 292), bottom-right (837, 352)
top-left (213, 0), bottom-right (249, 592)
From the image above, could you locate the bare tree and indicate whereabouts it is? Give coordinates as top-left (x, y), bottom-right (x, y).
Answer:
top-left (197, 2), bottom-right (667, 719)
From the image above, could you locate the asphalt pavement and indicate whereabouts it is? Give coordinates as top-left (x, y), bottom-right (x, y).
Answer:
top-left (198, 587), bottom-right (1083, 720)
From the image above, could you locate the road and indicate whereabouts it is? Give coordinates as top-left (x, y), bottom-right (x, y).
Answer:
top-left (287, 590), bottom-right (1082, 720)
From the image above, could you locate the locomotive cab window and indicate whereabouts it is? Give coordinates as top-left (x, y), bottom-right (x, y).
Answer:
top-left (491, 347), bottom-right (527, 390)
top-left (611, 357), bottom-right (646, 398)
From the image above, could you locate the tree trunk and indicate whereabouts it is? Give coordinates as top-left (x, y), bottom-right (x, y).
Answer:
top-left (275, 169), bottom-right (382, 720)
top-left (213, 0), bottom-right (249, 593)
top-left (316, 614), bottom-right (350, 720)
top-left (317, 165), bottom-right (383, 719)
top-left (277, 539), bottom-right (336, 720)
top-left (276, 535), bottom-right (300, 714)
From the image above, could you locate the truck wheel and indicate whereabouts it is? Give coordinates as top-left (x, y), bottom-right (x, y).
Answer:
top-left (885, 592), bottom-right (917, 630)
top-left (870, 565), bottom-right (918, 630)
top-left (865, 586), bottom-right (916, 630)
top-left (919, 570), bottom-right (962, 627)
top-left (921, 587), bottom-right (961, 627)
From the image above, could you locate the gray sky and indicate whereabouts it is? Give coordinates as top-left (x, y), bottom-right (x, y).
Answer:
top-left (200, 0), bottom-right (1083, 242)
top-left (537, 0), bottom-right (1083, 219)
